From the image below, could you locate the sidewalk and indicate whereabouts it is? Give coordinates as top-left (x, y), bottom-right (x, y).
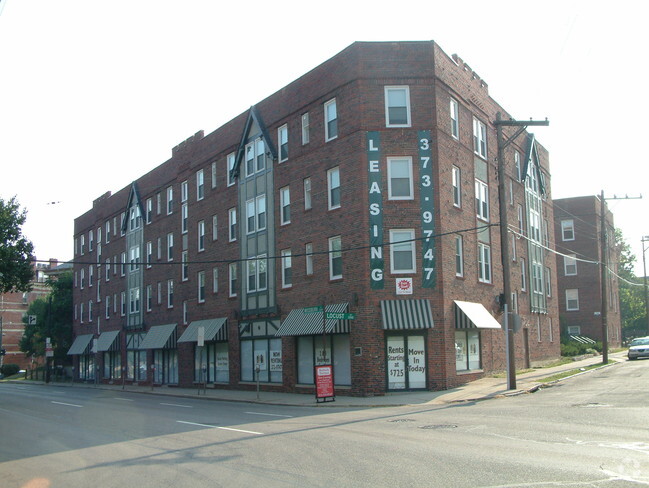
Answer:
top-left (8, 351), bottom-right (626, 408)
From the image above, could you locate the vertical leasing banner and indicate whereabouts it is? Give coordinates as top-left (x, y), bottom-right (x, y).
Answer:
top-left (419, 130), bottom-right (436, 288)
top-left (368, 131), bottom-right (384, 289)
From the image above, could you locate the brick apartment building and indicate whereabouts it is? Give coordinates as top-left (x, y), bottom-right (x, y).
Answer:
top-left (0, 259), bottom-right (66, 370)
top-left (70, 41), bottom-right (560, 395)
top-left (553, 196), bottom-right (622, 346)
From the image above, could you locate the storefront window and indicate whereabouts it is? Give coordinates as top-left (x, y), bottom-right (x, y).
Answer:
top-left (297, 335), bottom-right (351, 386)
top-left (455, 330), bottom-right (481, 372)
top-left (240, 338), bottom-right (282, 383)
top-left (194, 343), bottom-right (229, 383)
top-left (386, 334), bottom-right (426, 390)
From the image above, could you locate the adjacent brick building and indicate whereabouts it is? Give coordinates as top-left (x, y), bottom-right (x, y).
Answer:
top-left (70, 41), bottom-right (560, 395)
top-left (553, 196), bottom-right (622, 346)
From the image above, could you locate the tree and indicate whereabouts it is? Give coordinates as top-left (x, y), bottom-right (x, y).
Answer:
top-left (20, 272), bottom-right (73, 364)
top-left (615, 229), bottom-right (647, 338)
top-left (0, 196), bottom-right (35, 293)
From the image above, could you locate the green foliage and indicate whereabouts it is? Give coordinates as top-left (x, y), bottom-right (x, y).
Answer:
top-left (19, 272), bottom-right (73, 364)
top-left (0, 196), bottom-right (35, 293)
top-left (560, 337), bottom-right (602, 357)
top-left (615, 229), bottom-right (648, 334)
top-left (1, 364), bottom-right (20, 376)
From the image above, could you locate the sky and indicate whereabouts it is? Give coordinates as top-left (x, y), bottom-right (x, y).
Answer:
top-left (1, 0), bottom-right (648, 273)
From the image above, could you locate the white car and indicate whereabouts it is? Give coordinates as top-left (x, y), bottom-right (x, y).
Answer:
top-left (628, 337), bottom-right (649, 360)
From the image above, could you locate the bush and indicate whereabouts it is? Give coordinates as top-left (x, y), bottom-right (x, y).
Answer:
top-left (1, 364), bottom-right (20, 377)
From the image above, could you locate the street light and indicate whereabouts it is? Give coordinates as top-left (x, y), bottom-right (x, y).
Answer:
top-left (641, 236), bottom-right (649, 336)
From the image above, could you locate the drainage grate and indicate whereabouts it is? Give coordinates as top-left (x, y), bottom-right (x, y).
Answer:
top-left (419, 424), bottom-right (458, 430)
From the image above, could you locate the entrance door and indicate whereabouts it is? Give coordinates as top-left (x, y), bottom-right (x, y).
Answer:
top-left (386, 335), bottom-right (426, 390)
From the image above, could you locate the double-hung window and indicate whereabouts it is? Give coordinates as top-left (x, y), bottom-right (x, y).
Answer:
top-left (197, 271), bottom-right (205, 303)
top-left (301, 113), bottom-right (310, 145)
top-left (478, 243), bottom-right (492, 283)
top-left (166, 186), bottom-right (174, 214)
top-left (566, 289), bottom-right (579, 311)
top-left (229, 263), bottom-right (237, 297)
top-left (390, 229), bottom-right (416, 274)
top-left (324, 98), bottom-right (338, 141)
top-left (385, 86), bottom-right (411, 127)
top-left (198, 220), bottom-right (205, 251)
top-left (256, 195), bottom-right (266, 231)
top-left (228, 208), bottom-right (237, 242)
top-left (246, 255), bottom-right (267, 293)
top-left (280, 187), bottom-right (291, 224)
top-left (473, 117), bottom-right (487, 159)
top-left (181, 251), bottom-right (188, 281)
top-left (227, 152), bottom-right (236, 186)
top-left (305, 243), bottom-right (314, 276)
top-left (388, 157), bottom-right (413, 200)
top-left (450, 98), bottom-right (459, 139)
top-left (181, 203), bottom-right (188, 234)
top-left (281, 250), bottom-right (292, 288)
top-left (327, 167), bottom-right (341, 209)
top-left (278, 125), bottom-right (288, 162)
top-left (561, 220), bottom-right (575, 241)
top-left (304, 178), bottom-right (312, 210)
top-left (167, 233), bottom-right (174, 261)
top-left (329, 236), bottom-right (342, 280)
top-left (564, 254), bottom-right (577, 276)
top-left (455, 235), bottom-right (464, 277)
top-left (196, 169), bottom-right (204, 200)
top-left (452, 166), bottom-right (461, 207)
top-left (475, 179), bottom-right (489, 221)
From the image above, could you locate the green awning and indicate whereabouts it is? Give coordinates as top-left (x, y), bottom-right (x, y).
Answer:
top-left (275, 303), bottom-right (350, 337)
top-left (380, 299), bottom-right (433, 330)
top-left (96, 330), bottom-right (120, 352)
top-left (178, 318), bottom-right (228, 343)
top-left (139, 324), bottom-right (177, 350)
top-left (67, 334), bottom-right (94, 355)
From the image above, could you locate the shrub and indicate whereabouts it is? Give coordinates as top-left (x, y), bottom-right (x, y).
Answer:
top-left (1, 364), bottom-right (20, 377)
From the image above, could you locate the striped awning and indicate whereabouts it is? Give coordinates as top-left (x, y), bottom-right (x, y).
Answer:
top-left (139, 324), bottom-right (177, 350)
top-left (380, 299), bottom-right (433, 330)
top-left (96, 330), bottom-right (120, 352)
top-left (454, 300), bottom-right (502, 329)
top-left (275, 303), bottom-right (350, 337)
top-left (67, 334), bottom-right (94, 355)
top-left (178, 318), bottom-right (228, 343)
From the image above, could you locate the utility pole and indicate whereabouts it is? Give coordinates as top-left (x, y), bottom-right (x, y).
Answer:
top-left (599, 191), bottom-right (609, 365)
top-left (494, 113), bottom-right (549, 390)
top-left (642, 236), bottom-right (649, 336)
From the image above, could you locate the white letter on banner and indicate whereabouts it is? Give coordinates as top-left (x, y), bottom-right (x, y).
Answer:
top-left (369, 140), bottom-right (379, 151)
top-left (369, 160), bottom-right (379, 172)
top-left (371, 247), bottom-right (382, 259)
top-left (369, 181), bottom-right (381, 194)
top-left (371, 268), bottom-right (383, 281)
top-left (370, 203), bottom-right (380, 216)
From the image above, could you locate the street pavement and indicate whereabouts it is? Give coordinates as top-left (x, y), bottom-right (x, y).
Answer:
top-left (6, 351), bottom-right (627, 408)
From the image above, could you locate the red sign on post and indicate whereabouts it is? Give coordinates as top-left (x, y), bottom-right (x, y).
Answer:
top-left (315, 364), bottom-right (335, 402)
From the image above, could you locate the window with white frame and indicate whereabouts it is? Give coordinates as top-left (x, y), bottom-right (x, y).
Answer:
top-left (198, 271), bottom-right (205, 303)
top-left (166, 186), bottom-right (174, 214)
top-left (564, 254), bottom-right (577, 276)
top-left (567, 325), bottom-right (581, 335)
top-left (106, 295), bottom-right (111, 318)
top-left (156, 193), bottom-right (161, 215)
top-left (514, 150), bottom-right (522, 181)
top-left (129, 288), bottom-right (140, 314)
top-left (324, 98), bottom-right (337, 141)
top-left (280, 187), bottom-right (290, 224)
top-left (545, 267), bottom-right (552, 297)
top-left (305, 243), bottom-right (314, 275)
top-left (212, 267), bottom-right (218, 293)
top-left (278, 124), bottom-right (288, 162)
top-left (88, 266), bottom-right (94, 286)
top-left (561, 219), bottom-right (575, 241)
top-left (455, 235), bottom-right (464, 277)
top-left (228, 208), bottom-right (237, 242)
top-left (121, 252), bottom-right (126, 276)
top-left (120, 291), bottom-right (126, 316)
top-left (511, 234), bottom-right (517, 261)
top-left (329, 236), bottom-right (342, 279)
top-left (196, 169), bottom-right (204, 200)
top-left (183, 301), bottom-right (188, 325)
top-left (473, 117), bottom-right (487, 158)
top-left (88, 301), bottom-right (93, 322)
top-left (181, 251), bottom-right (188, 281)
top-left (390, 229), bottom-right (416, 274)
top-left (517, 205), bottom-right (524, 235)
top-left (181, 203), bottom-right (188, 234)
top-left (229, 263), bottom-right (237, 297)
top-left (521, 258), bottom-right (527, 291)
top-left (388, 157), bottom-right (413, 200)
top-left (385, 86), bottom-right (411, 127)
top-left (129, 246), bottom-right (140, 272)
top-left (212, 215), bottom-right (218, 240)
top-left (181, 180), bottom-right (188, 203)
top-left (478, 243), bottom-right (491, 283)
top-left (255, 138), bottom-right (265, 173)
top-left (211, 162), bottom-right (217, 189)
top-left (327, 167), bottom-right (341, 209)
top-left (105, 221), bottom-right (110, 243)
top-left (452, 165), bottom-right (461, 207)
top-left (146, 198), bottom-right (152, 224)
top-left (198, 220), bottom-right (205, 251)
top-left (566, 289), bottom-right (579, 311)
top-left (146, 242), bottom-right (152, 268)
top-left (304, 178), bottom-right (312, 210)
top-left (475, 179), bottom-right (489, 221)
top-left (256, 195), bottom-right (266, 231)
top-left (281, 249), bottom-right (292, 288)
top-left (106, 258), bottom-right (111, 279)
top-left (450, 97), bottom-right (459, 139)
top-left (89, 230), bottom-right (94, 252)
top-left (247, 256), bottom-right (267, 293)
top-left (244, 143), bottom-right (254, 177)
top-left (167, 233), bottom-right (174, 261)
top-left (167, 280), bottom-right (174, 308)
top-left (146, 285), bottom-right (152, 312)
top-left (301, 112), bottom-right (310, 145)
top-left (227, 152), bottom-right (236, 187)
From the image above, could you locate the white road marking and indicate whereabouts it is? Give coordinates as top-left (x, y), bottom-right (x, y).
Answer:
top-left (160, 402), bottom-right (193, 408)
top-left (51, 401), bottom-right (83, 408)
top-left (177, 420), bottom-right (263, 435)
top-left (245, 411), bottom-right (293, 418)
top-left (113, 398), bottom-right (135, 401)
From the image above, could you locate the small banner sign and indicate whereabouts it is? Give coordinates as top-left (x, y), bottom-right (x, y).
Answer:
top-left (315, 364), bottom-right (335, 402)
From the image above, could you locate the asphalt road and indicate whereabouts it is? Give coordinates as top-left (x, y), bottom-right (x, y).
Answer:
top-left (1, 359), bottom-right (648, 487)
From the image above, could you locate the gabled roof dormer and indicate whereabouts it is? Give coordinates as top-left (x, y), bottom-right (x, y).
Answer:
top-left (230, 105), bottom-right (277, 181)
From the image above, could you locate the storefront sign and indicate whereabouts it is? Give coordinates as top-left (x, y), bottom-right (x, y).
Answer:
top-left (396, 278), bottom-right (413, 295)
top-left (387, 338), bottom-right (406, 390)
top-left (269, 350), bottom-right (282, 372)
top-left (367, 131), bottom-right (384, 289)
top-left (315, 364), bottom-right (334, 400)
top-left (216, 351), bottom-right (229, 370)
top-left (254, 350), bottom-right (267, 371)
top-left (418, 130), bottom-right (436, 288)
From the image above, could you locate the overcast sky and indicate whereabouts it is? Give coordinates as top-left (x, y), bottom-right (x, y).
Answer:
top-left (1, 0), bottom-right (648, 273)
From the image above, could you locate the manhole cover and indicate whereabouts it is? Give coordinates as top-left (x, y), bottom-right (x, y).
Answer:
top-left (388, 418), bottom-right (415, 423)
top-left (419, 424), bottom-right (458, 430)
